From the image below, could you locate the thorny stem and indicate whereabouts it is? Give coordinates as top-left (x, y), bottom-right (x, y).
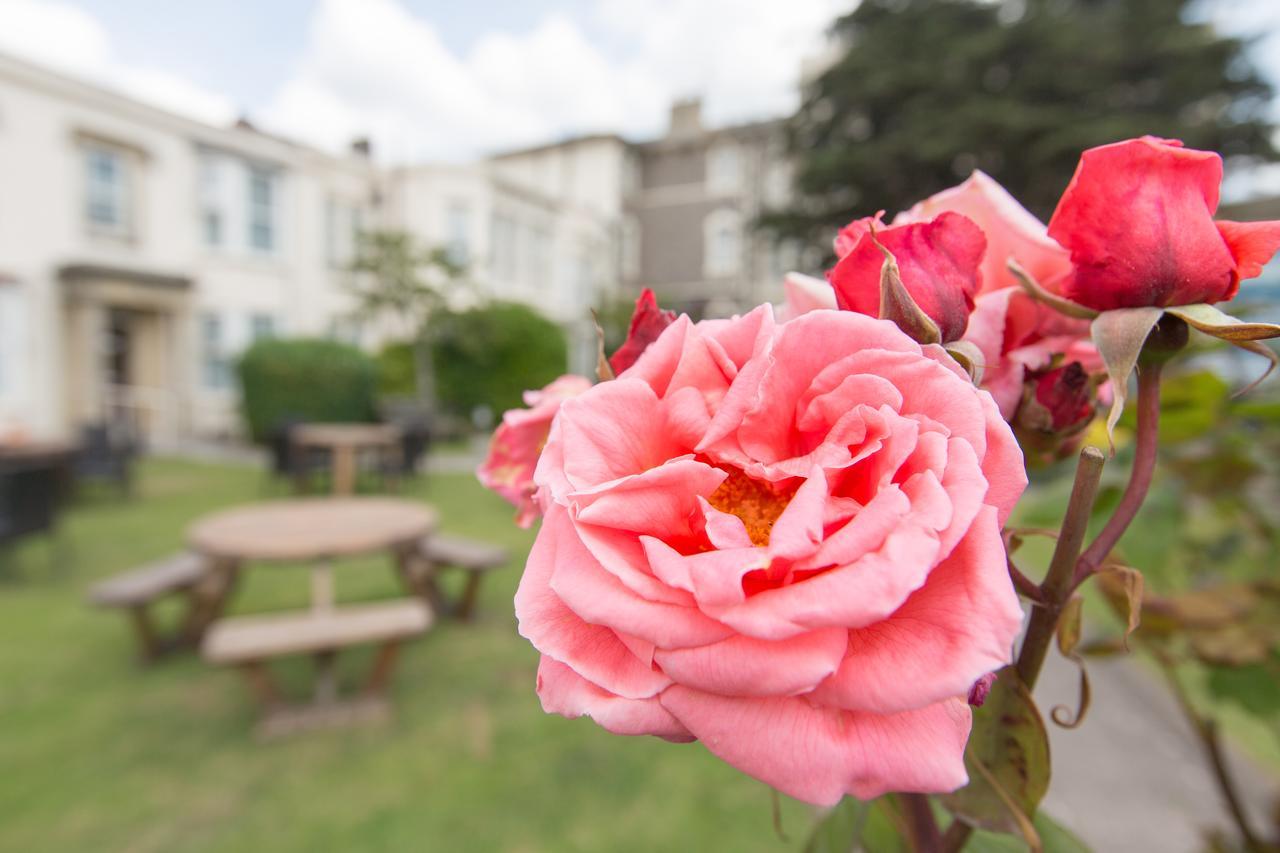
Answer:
top-left (941, 446), bottom-right (1107, 853)
top-left (1155, 655), bottom-right (1266, 853)
top-left (1074, 361), bottom-right (1164, 583)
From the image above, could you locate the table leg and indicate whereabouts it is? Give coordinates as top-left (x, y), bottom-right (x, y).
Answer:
top-left (331, 446), bottom-right (356, 496)
top-left (456, 573), bottom-right (485, 622)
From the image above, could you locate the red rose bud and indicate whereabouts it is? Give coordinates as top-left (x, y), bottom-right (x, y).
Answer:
top-left (828, 211), bottom-right (986, 342)
top-left (1032, 362), bottom-right (1095, 433)
top-left (1048, 137), bottom-right (1280, 311)
top-left (609, 288), bottom-right (677, 375)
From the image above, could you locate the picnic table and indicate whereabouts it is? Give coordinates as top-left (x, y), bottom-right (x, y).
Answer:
top-left (188, 497), bottom-right (437, 736)
top-left (290, 423), bottom-right (401, 496)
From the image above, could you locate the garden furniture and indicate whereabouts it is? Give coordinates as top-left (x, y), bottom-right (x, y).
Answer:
top-left (290, 423), bottom-right (401, 496)
top-left (189, 496), bottom-right (437, 736)
top-left (406, 533), bottom-right (509, 621)
top-left (87, 552), bottom-right (211, 661)
top-left (74, 423), bottom-right (136, 495)
top-left (0, 451), bottom-right (72, 573)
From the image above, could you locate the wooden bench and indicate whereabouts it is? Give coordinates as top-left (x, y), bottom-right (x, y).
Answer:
top-left (202, 599), bottom-right (432, 738)
top-left (401, 534), bottom-right (509, 621)
top-left (88, 552), bottom-right (213, 661)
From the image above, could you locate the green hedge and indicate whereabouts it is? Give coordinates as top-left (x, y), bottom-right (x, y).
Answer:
top-left (237, 338), bottom-right (378, 442)
top-left (428, 302), bottom-right (568, 420)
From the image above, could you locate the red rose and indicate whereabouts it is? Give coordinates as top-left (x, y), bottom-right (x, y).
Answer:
top-left (610, 288), bottom-right (677, 375)
top-left (1047, 137), bottom-right (1280, 311)
top-left (828, 212), bottom-right (986, 342)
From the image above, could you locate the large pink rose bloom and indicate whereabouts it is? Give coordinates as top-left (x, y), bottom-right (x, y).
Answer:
top-left (515, 306), bottom-right (1026, 805)
top-left (477, 374), bottom-right (592, 527)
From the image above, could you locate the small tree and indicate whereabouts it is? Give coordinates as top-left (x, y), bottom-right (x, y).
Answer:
top-left (346, 230), bottom-right (467, 409)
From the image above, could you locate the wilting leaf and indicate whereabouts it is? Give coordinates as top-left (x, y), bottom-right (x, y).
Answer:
top-left (1190, 623), bottom-right (1272, 667)
top-left (1164, 303), bottom-right (1280, 341)
top-left (942, 667), bottom-right (1051, 836)
top-left (1051, 597), bottom-right (1092, 729)
top-left (1225, 338), bottom-right (1279, 397)
top-left (1094, 564), bottom-right (1144, 647)
top-left (1090, 307), bottom-right (1165, 446)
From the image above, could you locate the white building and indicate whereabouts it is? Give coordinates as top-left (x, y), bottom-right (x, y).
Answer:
top-left (0, 53), bottom-right (794, 446)
top-left (0, 53), bottom-right (635, 445)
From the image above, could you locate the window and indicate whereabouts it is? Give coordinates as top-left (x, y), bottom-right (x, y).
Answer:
top-left (199, 156), bottom-right (223, 248)
top-left (85, 145), bottom-right (131, 234)
top-left (249, 313), bottom-right (276, 341)
top-left (200, 312), bottom-right (232, 389)
top-left (491, 213), bottom-right (518, 282)
top-left (247, 166), bottom-right (276, 253)
top-left (703, 208), bottom-right (743, 278)
top-left (707, 144), bottom-right (741, 195)
top-left (445, 201), bottom-right (471, 267)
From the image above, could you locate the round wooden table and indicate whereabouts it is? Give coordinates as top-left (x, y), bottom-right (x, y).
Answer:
top-left (291, 423), bottom-right (402, 496)
top-left (188, 497), bottom-right (439, 735)
top-left (188, 496), bottom-right (438, 612)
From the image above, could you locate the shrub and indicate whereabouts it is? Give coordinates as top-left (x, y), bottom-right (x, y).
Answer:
top-left (375, 342), bottom-right (418, 397)
top-left (237, 338), bottom-right (378, 442)
top-left (429, 302), bottom-right (568, 421)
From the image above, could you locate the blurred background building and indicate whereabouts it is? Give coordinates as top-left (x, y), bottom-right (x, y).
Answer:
top-left (0, 52), bottom-right (796, 446)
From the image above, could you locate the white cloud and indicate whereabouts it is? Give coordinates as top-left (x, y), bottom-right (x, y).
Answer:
top-left (0, 0), bottom-right (237, 125)
top-left (261, 0), bottom-right (846, 161)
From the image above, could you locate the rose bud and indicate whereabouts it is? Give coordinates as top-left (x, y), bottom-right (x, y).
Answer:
top-left (1014, 362), bottom-right (1099, 465)
top-left (610, 288), bottom-right (677, 375)
top-left (828, 212), bottom-right (986, 342)
top-left (1047, 137), bottom-right (1280, 311)
top-left (477, 374), bottom-right (592, 527)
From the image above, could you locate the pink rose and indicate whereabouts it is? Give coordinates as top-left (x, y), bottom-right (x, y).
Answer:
top-left (894, 170), bottom-right (1073, 295)
top-left (477, 374), bottom-right (592, 527)
top-left (515, 306), bottom-right (1026, 805)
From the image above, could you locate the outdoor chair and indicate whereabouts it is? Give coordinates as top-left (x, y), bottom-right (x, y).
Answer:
top-left (0, 458), bottom-right (68, 574)
top-left (74, 423), bottom-right (137, 496)
top-left (265, 419), bottom-right (329, 494)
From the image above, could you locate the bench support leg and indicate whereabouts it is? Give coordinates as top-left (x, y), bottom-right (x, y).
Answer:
top-left (364, 641), bottom-right (402, 695)
top-left (395, 551), bottom-right (446, 617)
top-left (240, 661), bottom-right (282, 708)
top-left (182, 559), bottom-right (240, 646)
top-left (129, 605), bottom-right (163, 662)
top-left (313, 651), bottom-right (338, 705)
top-left (456, 573), bottom-right (485, 622)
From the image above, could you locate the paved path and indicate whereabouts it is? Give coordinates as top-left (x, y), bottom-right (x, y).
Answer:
top-left (1038, 648), bottom-right (1276, 851)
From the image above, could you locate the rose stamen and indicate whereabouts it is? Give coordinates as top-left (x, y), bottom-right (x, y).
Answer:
top-left (707, 467), bottom-right (800, 547)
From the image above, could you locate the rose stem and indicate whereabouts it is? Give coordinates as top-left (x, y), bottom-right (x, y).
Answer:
top-left (1073, 360), bottom-right (1164, 584)
top-left (1154, 653), bottom-right (1266, 853)
top-left (941, 445), bottom-right (1106, 853)
top-left (900, 792), bottom-right (942, 852)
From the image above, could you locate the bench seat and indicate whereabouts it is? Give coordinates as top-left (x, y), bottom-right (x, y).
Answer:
top-left (418, 534), bottom-right (508, 571)
top-left (203, 600), bottom-right (432, 664)
top-left (88, 552), bottom-right (208, 608)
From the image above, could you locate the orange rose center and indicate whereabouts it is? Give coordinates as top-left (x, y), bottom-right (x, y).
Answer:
top-left (706, 467), bottom-right (800, 547)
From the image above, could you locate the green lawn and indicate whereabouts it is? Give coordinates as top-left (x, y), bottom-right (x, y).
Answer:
top-left (0, 458), bottom-right (815, 853)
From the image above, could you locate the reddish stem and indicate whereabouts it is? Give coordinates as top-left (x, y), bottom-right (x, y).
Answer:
top-left (900, 793), bottom-right (942, 852)
top-left (1074, 361), bottom-right (1163, 584)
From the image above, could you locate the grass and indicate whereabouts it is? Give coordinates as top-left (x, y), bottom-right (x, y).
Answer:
top-left (0, 457), bottom-right (814, 853)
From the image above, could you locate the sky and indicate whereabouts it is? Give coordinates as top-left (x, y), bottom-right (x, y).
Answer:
top-left (0, 0), bottom-right (846, 162)
top-left (0, 0), bottom-right (1276, 168)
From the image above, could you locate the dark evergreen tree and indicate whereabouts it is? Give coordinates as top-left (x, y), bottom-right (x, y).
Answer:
top-left (769, 0), bottom-right (1275, 246)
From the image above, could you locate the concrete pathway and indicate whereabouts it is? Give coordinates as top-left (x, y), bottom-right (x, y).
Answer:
top-left (1038, 649), bottom-right (1277, 851)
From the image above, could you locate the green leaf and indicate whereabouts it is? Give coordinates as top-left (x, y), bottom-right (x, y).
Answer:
top-left (1090, 307), bottom-right (1165, 447)
top-left (1164, 303), bottom-right (1280, 342)
top-left (966, 812), bottom-right (1094, 852)
top-left (942, 667), bottom-right (1051, 835)
top-left (1206, 660), bottom-right (1280, 721)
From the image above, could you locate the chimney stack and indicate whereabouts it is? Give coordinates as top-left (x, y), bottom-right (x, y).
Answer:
top-left (350, 137), bottom-right (372, 159)
top-left (667, 98), bottom-right (703, 140)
